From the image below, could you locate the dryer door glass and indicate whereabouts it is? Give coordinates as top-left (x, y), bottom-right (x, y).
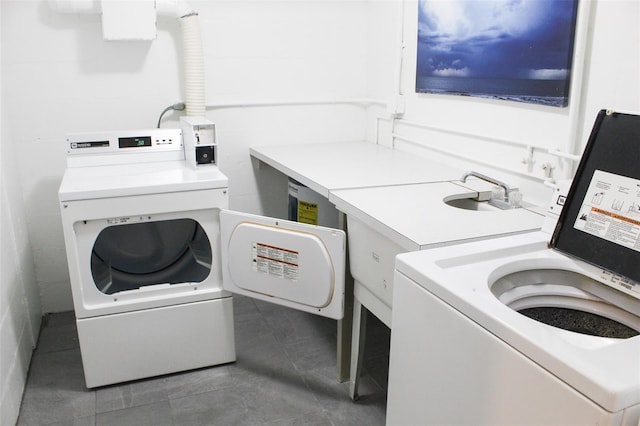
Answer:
top-left (91, 218), bottom-right (212, 294)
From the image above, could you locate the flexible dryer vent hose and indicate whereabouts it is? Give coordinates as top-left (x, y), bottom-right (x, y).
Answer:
top-left (179, 12), bottom-right (206, 117)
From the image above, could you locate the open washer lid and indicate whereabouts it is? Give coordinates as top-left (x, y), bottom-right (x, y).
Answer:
top-left (551, 110), bottom-right (640, 298)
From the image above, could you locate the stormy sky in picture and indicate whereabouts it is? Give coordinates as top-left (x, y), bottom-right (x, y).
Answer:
top-left (416, 0), bottom-right (579, 107)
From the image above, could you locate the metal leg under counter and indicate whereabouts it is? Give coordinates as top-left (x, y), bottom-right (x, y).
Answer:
top-left (337, 212), bottom-right (354, 382)
top-left (349, 281), bottom-right (392, 400)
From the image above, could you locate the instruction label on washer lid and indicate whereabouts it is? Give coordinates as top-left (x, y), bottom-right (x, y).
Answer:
top-left (252, 242), bottom-right (299, 281)
top-left (574, 170), bottom-right (640, 253)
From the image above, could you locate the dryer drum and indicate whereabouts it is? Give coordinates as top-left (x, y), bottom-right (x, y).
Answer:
top-left (91, 218), bottom-right (212, 295)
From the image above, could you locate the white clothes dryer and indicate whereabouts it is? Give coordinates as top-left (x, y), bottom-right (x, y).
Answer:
top-left (59, 128), bottom-right (345, 388)
top-left (386, 110), bottom-right (640, 425)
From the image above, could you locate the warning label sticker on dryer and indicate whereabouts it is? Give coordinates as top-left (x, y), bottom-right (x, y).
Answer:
top-left (574, 170), bottom-right (640, 252)
top-left (252, 242), bottom-right (299, 281)
top-left (297, 200), bottom-right (318, 225)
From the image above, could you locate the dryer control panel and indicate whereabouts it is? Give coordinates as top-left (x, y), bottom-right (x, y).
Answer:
top-left (65, 128), bottom-right (184, 167)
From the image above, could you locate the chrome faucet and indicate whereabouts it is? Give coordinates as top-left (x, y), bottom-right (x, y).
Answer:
top-left (461, 171), bottom-right (512, 202)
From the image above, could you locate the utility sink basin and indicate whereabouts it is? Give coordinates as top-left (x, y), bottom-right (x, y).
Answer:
top-left (444, 196), bottom-right (501, 212)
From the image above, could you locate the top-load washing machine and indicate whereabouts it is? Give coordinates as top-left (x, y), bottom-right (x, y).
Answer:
top-left (59, 126), bottom-right (345, 388)
top-left (386, 110), bottom-right (640, 425)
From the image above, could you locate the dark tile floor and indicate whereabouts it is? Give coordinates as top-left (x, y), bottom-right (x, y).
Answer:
top-left (17, 296), bottom-right (389, 425)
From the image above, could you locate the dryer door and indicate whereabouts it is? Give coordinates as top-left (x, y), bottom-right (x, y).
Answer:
top-left (220, 209), bottom-right (345, 320)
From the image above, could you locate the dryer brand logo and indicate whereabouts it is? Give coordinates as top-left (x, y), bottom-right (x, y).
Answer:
top-left (106, 216), bottom-right (146, 225)
top-left (70, 141), bottom-right (110, 149)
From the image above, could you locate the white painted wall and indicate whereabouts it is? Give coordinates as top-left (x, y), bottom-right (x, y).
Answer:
top-left (0, 3), bottom-right (42, 423)
top-left (578, 0), bottom-right (640, 138)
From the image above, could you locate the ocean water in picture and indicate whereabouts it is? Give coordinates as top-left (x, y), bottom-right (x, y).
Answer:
top-left (417, 76), bottom-right (569, 107)
top-left (416, 0), bottom-right (579, 107)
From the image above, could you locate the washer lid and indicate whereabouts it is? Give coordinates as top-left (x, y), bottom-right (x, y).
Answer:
top-left (551, 110), bottom-right (640, 298)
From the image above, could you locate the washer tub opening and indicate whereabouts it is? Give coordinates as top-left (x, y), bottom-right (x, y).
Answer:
top-left (491, 269), bottom-right (640, 339)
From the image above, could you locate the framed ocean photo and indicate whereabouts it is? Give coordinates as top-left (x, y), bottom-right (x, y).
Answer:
top-left (416, 0), bottom-right (580, 107)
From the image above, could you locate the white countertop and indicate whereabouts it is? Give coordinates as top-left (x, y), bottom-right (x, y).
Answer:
top-left (59, 161), bottom-right (228, 201)
top-left (250, 141), bottom-right (463, 197)
top-left (330, 181), bottom-right (544, 252)
top-left (251, 141), bottom-right (543, 251)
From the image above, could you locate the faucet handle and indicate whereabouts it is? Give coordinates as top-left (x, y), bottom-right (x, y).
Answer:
top-left (508, 190), bottom-right (523, 208)
top-left (491, 186), bottom-right (506, 201)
